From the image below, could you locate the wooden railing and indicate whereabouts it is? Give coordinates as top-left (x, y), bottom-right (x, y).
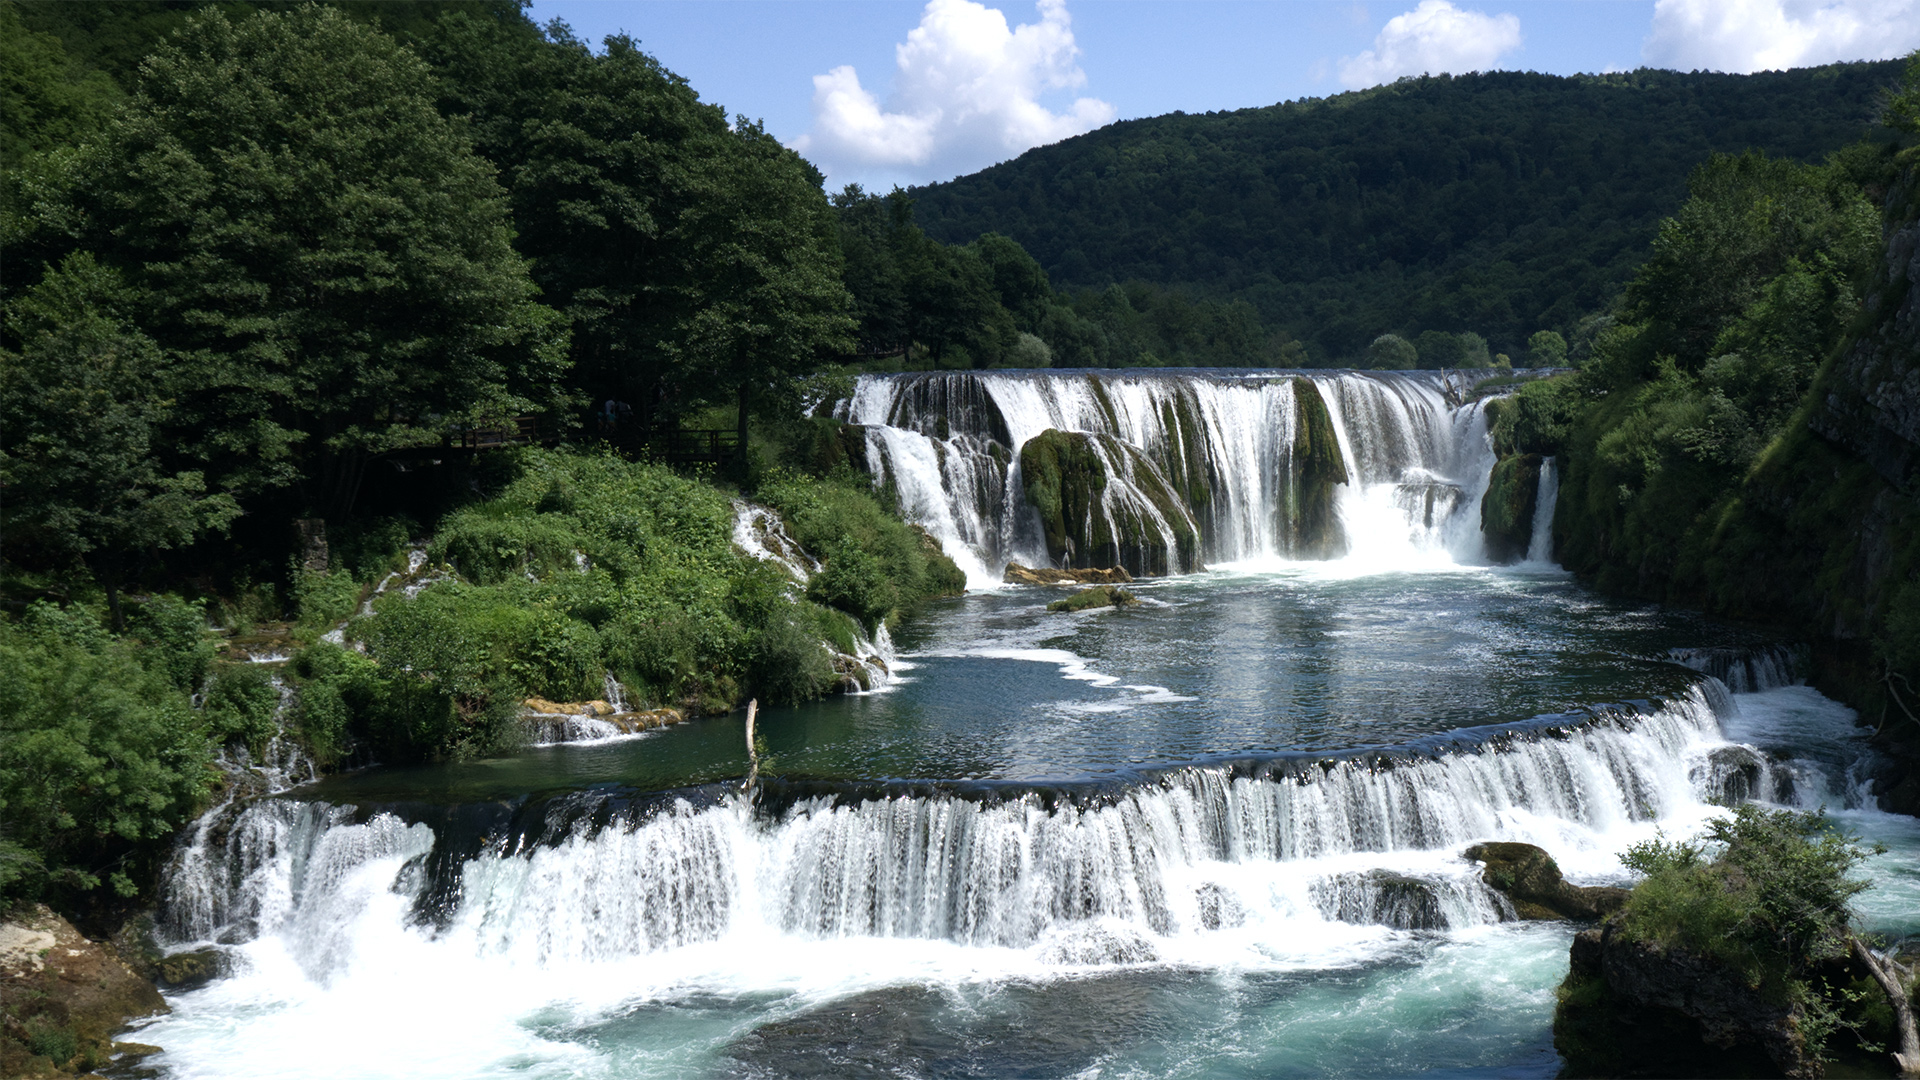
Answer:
top-left (449, 416), bottom-right (543, 449)
top-left (627, 427), bottom-right (741, 465)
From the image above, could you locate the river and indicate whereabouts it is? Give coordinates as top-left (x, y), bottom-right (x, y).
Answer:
top-left (133, 370), bottom-right (1920, 1078)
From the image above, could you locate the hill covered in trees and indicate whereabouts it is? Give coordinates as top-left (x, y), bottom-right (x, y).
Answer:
top-left (911, 64), bottom-right (1907, 363)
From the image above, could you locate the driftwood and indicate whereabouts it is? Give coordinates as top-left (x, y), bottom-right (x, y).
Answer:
top-left (743, 698), bottom-right (760, 792)
top-left (1853, 936), bottom-right (1920, 1076)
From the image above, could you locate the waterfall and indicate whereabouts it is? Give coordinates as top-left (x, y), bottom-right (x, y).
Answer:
top-left (1525, 456), bottom-right (1559, 563)
top-left (836, 370), bottom-right (1503, 585)
top-left (162, 687), bottom-right (1764, 972)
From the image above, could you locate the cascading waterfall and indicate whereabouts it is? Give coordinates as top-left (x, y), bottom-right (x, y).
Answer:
top-left (163, 685), bottom-right (1782, 973)
top-left (836, 370), bottom-right (1505, 584)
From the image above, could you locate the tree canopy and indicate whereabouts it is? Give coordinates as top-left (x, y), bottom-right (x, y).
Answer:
top-left (910, 63), bottom-right (1905, 363)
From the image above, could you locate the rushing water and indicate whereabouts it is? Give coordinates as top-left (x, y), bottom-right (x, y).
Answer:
top-left (133, 369), bottom-right (1920, 1079)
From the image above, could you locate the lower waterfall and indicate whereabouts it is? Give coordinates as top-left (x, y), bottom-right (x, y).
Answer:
top-left (159, 686), bottom-right (1802, 971)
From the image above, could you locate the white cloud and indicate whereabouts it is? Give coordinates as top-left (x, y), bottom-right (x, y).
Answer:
top-left (791, 0), bottom-right (1116, 186)
top-left (1643, 0), bottom-right (1920, 72)
top-left (1338, 1), bottom-right (1523, 89)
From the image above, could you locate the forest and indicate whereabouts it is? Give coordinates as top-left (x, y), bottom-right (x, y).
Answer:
top-left (912, 62), bottom-right (1909, 364)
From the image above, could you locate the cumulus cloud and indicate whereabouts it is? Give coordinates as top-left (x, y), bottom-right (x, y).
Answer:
top-left (792, 0), bottom-right (1115, 186)
top-left (1338, 1), bottom-right (1523, 89)
top-left (1643, 0), bottom-right (1920, 73)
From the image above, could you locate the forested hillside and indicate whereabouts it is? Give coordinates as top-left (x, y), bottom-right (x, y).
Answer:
top-left (913, 64), bottom-right (1906, 363)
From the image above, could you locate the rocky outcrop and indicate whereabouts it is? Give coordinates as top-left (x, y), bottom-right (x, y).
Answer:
top-left (1812, 177), bottom-right (1920, 489)
top-left (1463, 842), bottom-right (1627, 921)
top-left (1002, 563), bottom-right (1133, 585)
top-left (1284, 378), bottom-right (1350, 559)
top-left (1480, 453), bottom-right (1543, 564)
top-left (1, 905), bottom-right (167, 1077)
top-left (1019, 429), bottom-right (1201, 576)
top-left (1555, 922), bottom-right (1811, 1078)
top-left (1046, 585), bottom-right (1140, 613)
top-left (522, 698), bottom-right (687, 742)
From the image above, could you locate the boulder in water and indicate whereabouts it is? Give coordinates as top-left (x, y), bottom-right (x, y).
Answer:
top-left (1463, 841), bottom-right (1626, 920)
top-left (1002, 562), bottom-right (1133, 585)
top-left (0, 905), bottom-right (168, 1076)
top-left (1554, 922), bottom-right (1813, 1078)
top-left (1310, 870), bottom-right (1452, 930)
top-left (1480, 453), bottom-right (1543, 564)
top-left (1047, 586), bottom-right (1140, 613)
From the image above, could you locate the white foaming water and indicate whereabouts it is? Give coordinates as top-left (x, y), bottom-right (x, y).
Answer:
top-left (137, 679), bottom-right (1880, 1079)
top-left (839, 370), bottom-right (1514, 586)
top-left (1524, 457), bottom-right (1559, 564)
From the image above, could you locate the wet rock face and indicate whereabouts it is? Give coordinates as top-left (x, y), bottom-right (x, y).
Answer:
top-left (1555, 924), bottom-right (1811, 1079)
top-left (1310, 870), bottom-right (1450, 931)
top-left (1019, 428), bottom-right (1202, 576)
top-left (1479, 453), bottom-right (1543, 564)
top-left (1284, 378), bottom-right (1350, 559)
top-left (1002, 562), bottom-right (1133, 585)
top-left (1462, 842), bottom-right (1627, 921)
top-left (1, 905), bottom-right (167, 1076)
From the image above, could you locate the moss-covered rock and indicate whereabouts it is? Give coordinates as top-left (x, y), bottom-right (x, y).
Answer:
top-left (1284, 378), bottom-right (1350, 559)
top-left (1, 905), bottom-right (167, 1077)
top-left (1019, 429), bottom-right (1201, 575)
top-left (1463, 842), bottom-right (1627, 921)
top-left (1002, 563), bottom-right (1133, 585)
top-left (1046, 585), bottom-right (1140, 612)
top-left (1480, 453), bottom-right (1543, 564)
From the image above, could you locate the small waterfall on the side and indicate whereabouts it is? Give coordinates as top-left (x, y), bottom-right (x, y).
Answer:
top-left (1525, 456), bottom-right (1559, 563)
top-left (837, 370), bottom-right (1510, 584)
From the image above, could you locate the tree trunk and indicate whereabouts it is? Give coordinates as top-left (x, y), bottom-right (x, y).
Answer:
top-left (735, 381), bottom-right (751, 483)
top-left (86, 551), bottom-right (127, 632)
top-left (1853, 936), bottom-right (1920, 1076)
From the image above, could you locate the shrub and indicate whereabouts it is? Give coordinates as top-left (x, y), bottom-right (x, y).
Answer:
top-left (1619, 806), bottom-right (1875, 989)
top-left (0, 603), bottom-right (215, 905)
top-left (200, 663), bottom-right (281, 750)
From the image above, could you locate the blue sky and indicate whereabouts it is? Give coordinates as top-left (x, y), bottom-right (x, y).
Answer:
top-left (527, 0), bottom-right (1920, 190)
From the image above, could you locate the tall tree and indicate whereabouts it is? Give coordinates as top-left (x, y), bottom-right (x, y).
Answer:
top-left (13, 4), bottom-right (567, 520)
top-left (0, 255), bottom-right (239, 627)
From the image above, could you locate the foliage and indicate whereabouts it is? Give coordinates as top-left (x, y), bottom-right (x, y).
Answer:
top-left (1366, 333), bottom-right (1417, 370)
top-left (754, 467), bottom-right (968, 612)
top-left (912, 64), bottom-right (1903, 362)
top-left (200, 663), bottom-right (281, 750)
top-left (0, 1), bottom-right (118, 167)
top-left (1618, 806), bottom-right (1876, 1013)
top-left (0, 603), bottom-right (216, 906)
top-left (8, 3), bottom-right (569, 517)
top-left (0, 254), bottom-right (241, 625)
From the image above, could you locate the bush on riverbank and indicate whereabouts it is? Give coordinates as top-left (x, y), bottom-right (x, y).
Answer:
top-left (285, 449), bottom-right (964, 763)
top-left (0, 603), bottom-right (217, 916)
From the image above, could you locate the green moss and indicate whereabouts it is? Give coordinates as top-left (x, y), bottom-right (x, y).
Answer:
top-left (1046, 585), bottom-right (1139, 612)
top-left (1285, 378), bottom-right (1349, 559)
top-left (1020, 428), bottom-right (1201, 574)
top-left (1480, 453), bottom-right (1543, 563)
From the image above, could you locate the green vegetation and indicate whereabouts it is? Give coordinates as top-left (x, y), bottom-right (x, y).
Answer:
top-left (1618, 807), bottom-right (1873, 992)
top-left (0, 2), bottom-right (965, 924)
top-left (0, 602), bottom-right (215, 913)
top-left (1554, 807), bottom-right (1894, 1071)
top-left (913, 64), bottom-right (1904, 363)
top-left (1285, 378), bottom-right (1348, 558)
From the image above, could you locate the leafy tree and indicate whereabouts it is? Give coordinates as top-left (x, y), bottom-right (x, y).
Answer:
top-left (1625, 151), bottom-right (1878, 372)
top-left (15, 4), bottom-right (568, 519)
top-left (1366, 333), bottom-right (1417, 370)
top-left (0, 255), bottom-right (240, 628)
top-left (0, 602), bottom-right (215, 906)
top-left (672, 119), bottom-right (855, 457)
top-left (0, 1), bottom-right (118, 167)
top-left (1527, 329), bottom-right (1568, 366)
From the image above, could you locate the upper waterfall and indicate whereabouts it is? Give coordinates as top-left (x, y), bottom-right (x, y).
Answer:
top-left (835, 369), bottom-right (1506, 585)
